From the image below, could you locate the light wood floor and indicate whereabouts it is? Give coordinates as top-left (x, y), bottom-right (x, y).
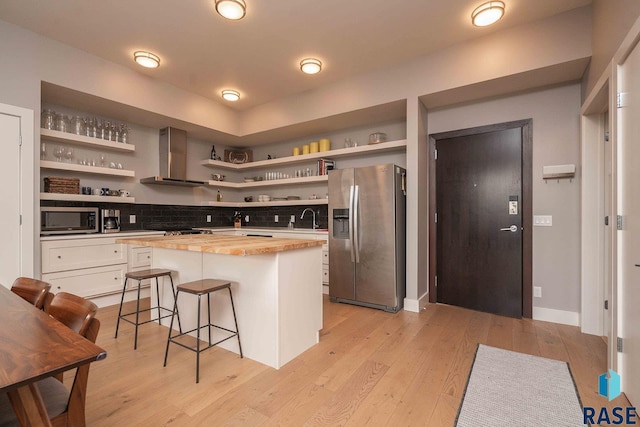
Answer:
top-left (84, 296), bottom-right (629, 426)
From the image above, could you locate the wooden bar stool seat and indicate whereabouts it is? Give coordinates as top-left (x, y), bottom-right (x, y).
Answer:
top-left (163, 279), bottom-right (243, 383)
top-left (115, 268), bottom-right (181, 349)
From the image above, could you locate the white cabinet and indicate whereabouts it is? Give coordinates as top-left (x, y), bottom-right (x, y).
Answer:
top-left (127, 245), bottom-right (152, 290)
top-left (42, 236), bottom-right (128, 298)
top-left (40, 232), bottom-right (163, 300)
top-left (43, 264), bottom-right (127, 298)
top-left (42, 238), bottom-right (127, 273)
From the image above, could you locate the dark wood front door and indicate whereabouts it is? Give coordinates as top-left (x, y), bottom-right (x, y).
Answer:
top-left (430, 120), bottom-right (532, 318)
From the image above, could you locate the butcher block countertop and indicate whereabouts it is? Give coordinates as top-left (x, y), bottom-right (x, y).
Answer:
top-left (116, 234), bottom-right (324, 256)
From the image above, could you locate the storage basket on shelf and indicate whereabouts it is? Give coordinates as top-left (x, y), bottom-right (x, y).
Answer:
top-left (43, 177), bottom-right (80, 194)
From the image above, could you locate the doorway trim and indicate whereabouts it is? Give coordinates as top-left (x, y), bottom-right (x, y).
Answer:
top-left (428, 119), bottom-right (533, 318)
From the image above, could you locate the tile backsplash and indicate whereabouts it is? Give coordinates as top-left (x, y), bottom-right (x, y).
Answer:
top-left (40, 200), bottom-right (328, 231)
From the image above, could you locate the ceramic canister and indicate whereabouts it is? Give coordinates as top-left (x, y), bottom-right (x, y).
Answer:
top-left (293, 147), bottom-right (300, 156)
top-left (319, 138), bottom-right (330, 152)
top-left (309, 141), bottom-right (319, 153)
top-left (302, 144), bottom-right (310, 155)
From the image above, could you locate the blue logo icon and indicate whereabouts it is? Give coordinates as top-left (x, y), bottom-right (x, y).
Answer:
top-left (599, 369), bottom-right (621, 401)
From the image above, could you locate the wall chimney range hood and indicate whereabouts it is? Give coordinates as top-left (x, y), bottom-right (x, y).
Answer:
top-left (140, 127), bottom-right (206, 186)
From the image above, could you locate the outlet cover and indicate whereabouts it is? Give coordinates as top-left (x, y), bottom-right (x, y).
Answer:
top-left (245, 215), bottom-right (250, 222)
top-left (206, 215), bottom-right (212, 223)
top-left (274, 215), bottom-right (279, 222)
top-left (533, 286), bottom-right (542, 298)
top-left (129, 214), bottom-right (136, 224)
top-left (290, 215), bottom-right (295, 223)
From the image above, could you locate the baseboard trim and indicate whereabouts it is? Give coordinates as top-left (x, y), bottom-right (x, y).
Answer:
top-left (404, 291), bottom-right (429, 313)
top-left (532, 306), bottom-right (580, 326)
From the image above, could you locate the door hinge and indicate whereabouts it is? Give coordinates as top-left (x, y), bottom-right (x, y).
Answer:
top-left (435, 212), bottom-right (438, 223)
top-left (604, 131), bottom-right (610, 142)
top-left (18, 135), bottom-right (22, 146)
top-left (617, 92), bottom-right (629, 108)
top-left (434, 148), bottom-right (438, 160)
top-left (617, 337), bottom-right (624, 352)
top-left (617, 215), bottom-right (623, 230)
top-left (604, 299), bottom-right (609, 310)
top-left (605, 216), bottom-right (609, 226)
top-left (19, 214), bottom-right (22, 226)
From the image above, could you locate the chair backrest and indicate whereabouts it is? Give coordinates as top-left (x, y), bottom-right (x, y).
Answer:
top-left (0, 292), bottom-right (101, 427)
top-left (45, 292), bottom-right (98, 336)
top-left (11, 277), bottom-right (51, 309)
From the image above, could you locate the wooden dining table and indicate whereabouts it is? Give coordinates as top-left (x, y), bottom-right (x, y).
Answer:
top-left (0, 284), bottom-right (107, 426)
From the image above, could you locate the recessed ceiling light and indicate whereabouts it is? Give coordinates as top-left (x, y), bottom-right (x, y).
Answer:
top-left (222, 90), bottom-right (240, 101)
top-left (215, 0), bottom-right (246, 20)
top-left (471, 1), bottom-right (505, 27)
top-left (133, 51), bottom-right (160, 68)
top-left (300, 58), bottom-right (322, 75)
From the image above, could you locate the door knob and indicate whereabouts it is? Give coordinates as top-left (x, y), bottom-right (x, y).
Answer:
top-left (500, 225), bottom-right (518, 232)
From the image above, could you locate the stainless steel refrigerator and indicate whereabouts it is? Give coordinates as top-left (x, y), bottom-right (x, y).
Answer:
top-left (328, 164), bottom-right (406, 312)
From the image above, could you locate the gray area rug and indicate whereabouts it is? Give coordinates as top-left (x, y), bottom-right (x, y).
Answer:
top-left (455, 344), bottom-right (585, 426)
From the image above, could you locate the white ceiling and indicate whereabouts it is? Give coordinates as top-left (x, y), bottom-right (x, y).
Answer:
top-left (0, 0), bottom-right (591, 112)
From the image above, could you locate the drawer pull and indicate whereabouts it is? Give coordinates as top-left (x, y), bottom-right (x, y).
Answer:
top-left (57, 255), bottom-right (62, 259)
top-left (57, 286), bottom-right (61, 290)
top-left (115, 277), bottom-right (119, 280)
top-left (114, 250), bottom-right (118, 253)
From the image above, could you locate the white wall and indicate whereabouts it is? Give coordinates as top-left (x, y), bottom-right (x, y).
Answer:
top-left (428, 84), bottom-right (582, 315)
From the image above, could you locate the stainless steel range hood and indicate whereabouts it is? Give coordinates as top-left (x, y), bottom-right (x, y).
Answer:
top-left (140, 127), bottom-right (206, 186)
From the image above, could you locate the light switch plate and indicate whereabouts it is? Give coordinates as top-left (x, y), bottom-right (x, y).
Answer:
top-left (206, 215), bottom-right (211, 223)
top-left (533, 215), bottom-right (552, 226)
top-left (274, 215), bottom-right (279, 222)
top-left (129, 214), bottom-right (136, 224)
top-left (533, 286), bottom-right (542, 298)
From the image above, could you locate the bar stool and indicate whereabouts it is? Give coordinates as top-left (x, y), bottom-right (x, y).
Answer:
top-left (163, 279), bottom-right (242, 383)
top-left (115, 268), bottom-right (181, 349)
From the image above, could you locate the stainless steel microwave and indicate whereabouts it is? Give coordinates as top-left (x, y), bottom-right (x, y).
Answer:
top-left (40, 207), bottom-right (99, 235)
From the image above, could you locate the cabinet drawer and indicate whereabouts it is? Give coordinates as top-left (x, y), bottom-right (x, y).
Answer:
top-left (42, 264), bottom-right (126, 298)
top-left (322, 249), bottom-right (329, 265)
top-left (322, 267), bottom-right (329, 284)
top-left (129, 246), bottom-right (152, 269)
top-left (42, 238), bottom-right (127, 273)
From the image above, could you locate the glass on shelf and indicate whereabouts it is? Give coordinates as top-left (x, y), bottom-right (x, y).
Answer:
top-left (71, 116), bottom-right (85, 136)
top-left (40, 142), bottom-right (47, 160)
top-left (55, 114), bottom-right (69, 133)
top-left (41, 109), bottom-right (55, 130)
top-left (65, 147), bottom-right (74, 163)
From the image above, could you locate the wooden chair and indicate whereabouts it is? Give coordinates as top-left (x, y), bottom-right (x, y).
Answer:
top-left (10, 277), bottom-right (51, 309)
top-left (0, 292), bottom-right (100, 427)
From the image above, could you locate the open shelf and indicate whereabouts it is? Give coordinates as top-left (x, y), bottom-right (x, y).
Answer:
top-left (40, 193), bottom-right (135, 203)
top-left (41, 160), bottom-right (135, 177)
top-left (41, 128), bottom-right (135, 152)
top-left (207, 175), bottom-right (328, 189)
top-left (200, 139), bottom-right (407, 171)
top-left (203, 198), bottom-right (328, 208)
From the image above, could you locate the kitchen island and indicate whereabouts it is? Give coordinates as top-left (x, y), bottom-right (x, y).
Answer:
top-left (116, 234), bottom-right (324, 369)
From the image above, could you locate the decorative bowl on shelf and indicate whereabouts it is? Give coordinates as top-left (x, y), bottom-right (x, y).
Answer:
top-left (211, 173), bottom-right (225, 181)
top-left (244, 196), bottom-right (253, 202)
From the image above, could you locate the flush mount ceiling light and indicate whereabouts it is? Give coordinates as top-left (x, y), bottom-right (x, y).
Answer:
top-left (300, 58), bottom-right (322, 75)
top-left (221, 90), bottom-right (240, 101)
top-left (471, 1), bottom-right (505, 27)
top-left (133, 51), bottom-right (160, 68)
top-left (215, 0), bottom-right (246, 20)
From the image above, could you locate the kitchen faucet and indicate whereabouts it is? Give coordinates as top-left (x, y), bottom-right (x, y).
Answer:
top-left (301, 208), bottom-right (318, 230)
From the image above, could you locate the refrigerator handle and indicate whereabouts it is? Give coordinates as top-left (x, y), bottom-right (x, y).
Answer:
top-left (353, 184), bottom-right (360, 263)
top-left (349, 185), bottom-right (355, 262)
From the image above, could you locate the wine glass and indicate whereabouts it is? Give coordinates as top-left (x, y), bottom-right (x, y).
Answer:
top-left (99, 153), bottom-right (106, 167)
top-left (40, 142), bottom-right (46, 160)
top-left (65, 147), bottom-right (74, 163)
top-left (53, 146), bottom-right (62, 162)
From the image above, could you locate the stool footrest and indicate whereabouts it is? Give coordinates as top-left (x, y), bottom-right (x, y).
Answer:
top-left (118, 306), bottom-right (174, 326)
top-left (168, 328), bottom-right (239, 355)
